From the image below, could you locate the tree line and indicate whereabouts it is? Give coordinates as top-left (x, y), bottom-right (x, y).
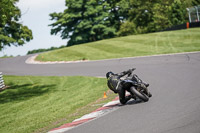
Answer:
top-left (0, 0), bottom-right (200, 52)
top-left (50, 0), bottom-right (200, 46)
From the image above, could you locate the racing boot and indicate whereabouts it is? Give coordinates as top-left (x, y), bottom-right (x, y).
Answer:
top-left (125, 95), bottom-right (132, 101)
top-left (148, 92), bottom-right (152, 97)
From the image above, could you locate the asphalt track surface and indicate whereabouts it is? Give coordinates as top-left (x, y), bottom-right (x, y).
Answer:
top-left (1, 52), bottom-right (200, 133)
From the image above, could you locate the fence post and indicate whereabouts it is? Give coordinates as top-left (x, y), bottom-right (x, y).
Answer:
top-left (0, 72), bottom-right (5, 90)
top-left (195, 6), bottom-right (200, 22)
top-left (186, 8), bottom-right (191, 23)
top-left (186, 22), bottom-right (190, 29)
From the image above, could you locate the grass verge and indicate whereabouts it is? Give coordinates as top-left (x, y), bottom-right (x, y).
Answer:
top-left (0, 76), bottom-right (116, 133)
top-left (36, 28), bottom-right (200, 61)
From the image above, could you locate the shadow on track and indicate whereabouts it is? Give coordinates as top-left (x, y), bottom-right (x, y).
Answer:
top-left (126, 99), bottom-right (143, 105)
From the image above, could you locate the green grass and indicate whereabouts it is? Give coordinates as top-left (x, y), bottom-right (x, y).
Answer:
top-left (36, 28), bottom-right (200, 61)
top-left (0, 55), bottom-right (14, 58)
top-left (0, 76), bottom-right (116, 133)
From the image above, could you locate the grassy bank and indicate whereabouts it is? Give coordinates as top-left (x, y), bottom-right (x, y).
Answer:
top-left (36, 28), bottom-right (200, 61)
top-left (0, 76), bottom-right (116, 133)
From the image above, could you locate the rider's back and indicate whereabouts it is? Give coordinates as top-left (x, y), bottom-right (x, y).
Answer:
top-left (107, 75), bottom-right (120, 93)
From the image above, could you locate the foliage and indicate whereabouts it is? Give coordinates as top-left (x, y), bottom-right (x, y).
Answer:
top-left (0, 0), bottom-right (33, 51)
top-left (27, 45), bottom-right (66, 55)
top-left (49, 0), bottom-right (199, 46)
top-left (128, 0), bottom-right (154, 33)
top-left (128, 0), bottom-right (190, 33)
top-left (50, 0), bottom-right (116, 46)
top-left (192, 0), bottom-right (200, 6)
top-left (169, 0), bottom-right (188, 26)
top-left (117, 21), bottom-right (137, 36)
top-left (49, 0), bottom-right (133, 46)
top-left (106, 0), bottom-right (130, 31)
top-left (149, 2), bottom-right (173, 32)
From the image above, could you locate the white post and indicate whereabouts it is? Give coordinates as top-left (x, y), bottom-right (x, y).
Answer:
top-left (195, 6), bottom-right (200, 22)
top-left (0, 72), bottom-right (5, 89)
top-left (186, 8), bottom-right (191, 23)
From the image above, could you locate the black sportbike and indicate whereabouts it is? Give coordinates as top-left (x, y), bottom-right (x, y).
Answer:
top-left (121, 68), bottom-right (152, 102)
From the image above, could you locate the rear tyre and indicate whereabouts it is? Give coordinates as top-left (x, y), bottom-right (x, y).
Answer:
top-left (130, 86), bottom-right (149, 102)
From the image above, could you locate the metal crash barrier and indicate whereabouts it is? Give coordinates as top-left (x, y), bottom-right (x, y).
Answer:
top-left (187, 5), bottom-right (200, 23)
top-left (0, 72), bottom-right (5, 90)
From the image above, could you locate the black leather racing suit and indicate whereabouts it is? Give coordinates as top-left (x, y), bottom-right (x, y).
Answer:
top-left (107, 70), bottom-right (132, 104)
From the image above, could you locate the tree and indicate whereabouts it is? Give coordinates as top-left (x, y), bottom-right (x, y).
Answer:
top-left (117, 21), bottom-right (137, 36)
top-left (106, 0), bottom-right (130, 31)
top-left (0, 0), bottom-right (33, 51)
top-left (128, 0), bottom-right (189, 33)
top-left (129, 0), bottom-right (157, 33)
top-left (169, 0), bottom-right (187, 26)
top-left (148, 1), bottom-right (172, 32)
top-left (50, 0), bottom-right (193, 44)
top-left (192, 0), bottom-right (200, 6)
top-left (50, 0), bottom-right (116, 46)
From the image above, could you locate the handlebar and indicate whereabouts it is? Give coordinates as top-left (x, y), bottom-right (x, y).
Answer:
top-left (116, 68), bottom-right (136, 78)
top-left (128, 68), bottom-right (136, 73)
top-left (126, 68), bottom-right (136, 76)
top-left (131, 68), bottom-right (136, 71)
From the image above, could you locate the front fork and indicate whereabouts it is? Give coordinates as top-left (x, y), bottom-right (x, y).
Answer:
top-left (137, 84), bottom-right (149, 96)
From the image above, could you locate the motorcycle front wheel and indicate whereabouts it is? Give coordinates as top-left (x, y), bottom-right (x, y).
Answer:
top-left (130, 86), bottom-right (149, 102)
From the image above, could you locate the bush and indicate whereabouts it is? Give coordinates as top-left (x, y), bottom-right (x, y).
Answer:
top-left (117, 21), bottom-right (137, 36)
top-left (27, 45), bottom-right (66, 55)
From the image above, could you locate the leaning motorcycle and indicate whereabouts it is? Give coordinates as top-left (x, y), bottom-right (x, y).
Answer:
top-left (121, 68), bottom-right (152, 102)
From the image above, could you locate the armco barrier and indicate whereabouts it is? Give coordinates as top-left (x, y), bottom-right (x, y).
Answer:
top-left (164, 22), bottom-right (200, 31)
top-left (0, 72), bottom-right (5, 90)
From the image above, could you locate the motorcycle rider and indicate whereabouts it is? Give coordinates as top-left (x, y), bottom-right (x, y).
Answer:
top-left (106, 69), bottom-right (149, 104)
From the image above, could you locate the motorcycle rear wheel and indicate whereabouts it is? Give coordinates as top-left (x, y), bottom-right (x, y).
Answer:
top-left (130, 86), bottom-right (149, 102)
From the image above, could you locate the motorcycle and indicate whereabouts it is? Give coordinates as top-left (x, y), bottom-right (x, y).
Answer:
top-left (120, 68), bottom-right (152, 102)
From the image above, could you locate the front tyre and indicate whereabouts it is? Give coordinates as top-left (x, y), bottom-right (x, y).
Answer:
top-left (130, 86), bottom-right (149, 102)
top-left (148, 92), bottom-right (152, 97)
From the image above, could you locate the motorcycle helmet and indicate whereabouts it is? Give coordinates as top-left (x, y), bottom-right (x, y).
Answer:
top-left (106, 71), bottom-right (114, 79)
